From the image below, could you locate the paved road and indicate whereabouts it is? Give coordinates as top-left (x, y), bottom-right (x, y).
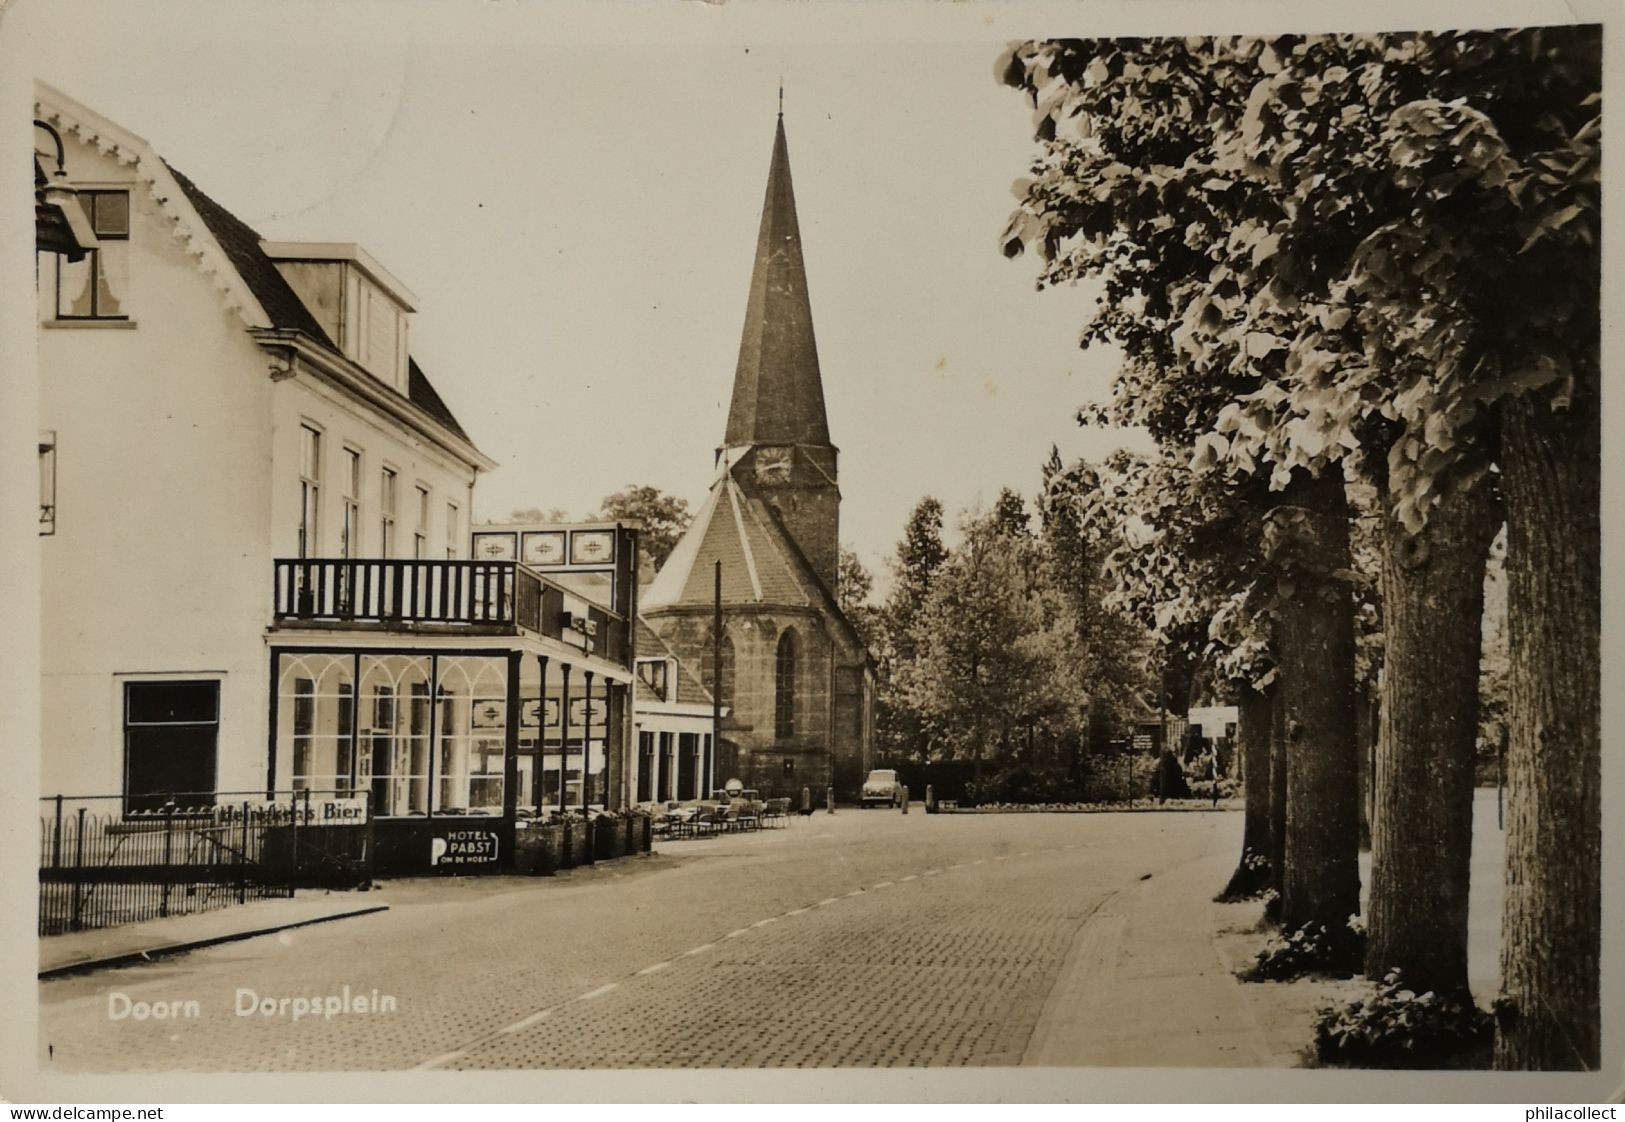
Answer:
top-left (39, 808), bottom-right (1240, 1071)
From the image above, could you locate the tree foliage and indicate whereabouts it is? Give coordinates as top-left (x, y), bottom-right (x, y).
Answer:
top-left (508, 507), bottom-right (571, 524)
top-left (1002, 31), bottom-right (1599, 529)
top-left (894, 505), bottom-right (1091, 773)
top-left (871, 497), bottom-right (950, 762)
top-left (836, 545), bottom-right (881, 651)
top-left (592, 485), bottom-right (692, 571)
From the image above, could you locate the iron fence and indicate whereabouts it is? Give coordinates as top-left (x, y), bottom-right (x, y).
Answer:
top-left (38, 789), bottom-right (372, 936)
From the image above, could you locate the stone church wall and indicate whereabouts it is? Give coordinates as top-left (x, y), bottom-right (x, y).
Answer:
top-left (646, 607), bottom-right (871, 800)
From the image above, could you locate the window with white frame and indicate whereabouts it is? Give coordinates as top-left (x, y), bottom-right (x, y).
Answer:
top-left (414, 484), bottom-right (430, 559)
top-left (52, 190), bottom-right (129, 320)
top-left (340, 448), bottom-right (362, 559)
top-left (446, 501), bottom-right (460, 559)
top-left (298, 425), bottom-right (322, 558)
top-left (636, 658), bottom-right (671, 703)
top-left (379, 467), bottom-right (397, 557)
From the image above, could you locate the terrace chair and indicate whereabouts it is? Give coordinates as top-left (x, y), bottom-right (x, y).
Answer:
top-left (692, 808), bottom-right (720, 838)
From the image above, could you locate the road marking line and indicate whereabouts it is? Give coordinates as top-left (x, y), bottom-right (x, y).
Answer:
top-left (995, 855), bottom-right (1010, 861)
top-left (724, 927), bottom-right (750, 939)
top-left (947, 863), bottom-right (964, 870)
top-left (635, 961), bottom-right (672, 976)
top-left (971, 859), bottom-right (987, 866)
top-left (845, 888), bottom-right (863, 897)
top-left (502, 1009), bottom-right (555, 1033)
top-left (751, 917), bottom-right (777, 928)
top-left (1018, 852), bottom-right (1032, 858)
top-left (414, 1050), bottom-right (466, 1070)
top-left (899, 874), bottom-right (917, 882)
top-left (786, 906), bottom-right (811, 916)
top-left (817, 897), bottom-right (839, 907)
top-left (579, 982), bottom-right (619, 1000)
top-left (684, 943), bottom-right (715, 956)
top-left (872, 881), bottom-right (894, 890)
top-left (923, 869), bottom-right (940, 876)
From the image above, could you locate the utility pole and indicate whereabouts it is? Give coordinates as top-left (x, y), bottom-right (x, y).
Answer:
top-left (712, 560), bottom-right (723, 794)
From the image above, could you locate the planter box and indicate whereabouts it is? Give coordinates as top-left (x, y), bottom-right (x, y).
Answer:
top-left (593, 816), bottom-right (625, 861)
top-left (562, 819), bottom-right (593, 868)
top-left (514, 822), bottom-right (564, 875)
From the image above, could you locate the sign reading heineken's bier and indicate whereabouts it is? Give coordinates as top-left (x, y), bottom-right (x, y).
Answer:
top-left (215, 798), bottom-right (368, 827)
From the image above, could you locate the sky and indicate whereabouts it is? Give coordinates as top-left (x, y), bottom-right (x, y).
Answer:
top-left (15, 0), bottom-right (1152, 592)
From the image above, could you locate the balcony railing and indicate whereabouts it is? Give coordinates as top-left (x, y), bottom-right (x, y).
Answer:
top-left (271, 558), bottom-right (628, 664)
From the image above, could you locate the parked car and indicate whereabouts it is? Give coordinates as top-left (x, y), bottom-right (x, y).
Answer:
top-left (860, 769), bottom-right (901, 808)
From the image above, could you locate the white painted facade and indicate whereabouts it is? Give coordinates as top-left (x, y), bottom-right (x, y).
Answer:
top-left (35, 84), bottom-right (492, 804)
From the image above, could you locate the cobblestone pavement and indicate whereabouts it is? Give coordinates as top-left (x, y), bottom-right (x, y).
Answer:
top-left (39, 809), bottom-right (1239, 1071)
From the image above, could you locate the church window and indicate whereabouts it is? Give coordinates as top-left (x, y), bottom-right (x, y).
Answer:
top-left (774, 629), bottom-right (798, 741)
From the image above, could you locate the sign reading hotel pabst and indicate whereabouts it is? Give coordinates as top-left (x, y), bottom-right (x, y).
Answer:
top-left (432, 831), bottom-right (499, 867)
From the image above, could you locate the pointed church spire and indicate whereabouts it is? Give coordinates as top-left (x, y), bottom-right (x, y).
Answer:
top-left (723, 108), bottom-right (831, 451)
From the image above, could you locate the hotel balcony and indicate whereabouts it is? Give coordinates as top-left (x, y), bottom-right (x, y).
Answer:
top-left (270, 557), bottom-right (628, 665)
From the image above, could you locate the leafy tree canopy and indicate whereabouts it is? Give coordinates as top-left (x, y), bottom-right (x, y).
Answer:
top-left (1001, 31), bottom-right (1598, 532)
top-left (591, 485), bottom-right (692, 571)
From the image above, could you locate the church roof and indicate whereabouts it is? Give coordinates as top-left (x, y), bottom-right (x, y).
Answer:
top-left (643, 470), bottom-right (817, 610)
top-left (723, 114), bottom-right (831, 451)
top-left (641, 468), bottom-right (868, 658)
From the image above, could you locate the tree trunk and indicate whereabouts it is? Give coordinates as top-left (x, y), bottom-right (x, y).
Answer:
top-left (1354, 683), bottom-right (1373, 851)
top-left (1270, 470), bottom-right (1361, 959)
top-left (1219, 681), bottom-right (1274, 899)
top-left (1494, 390), bottom-right (1601, 1071)
top-left (1366, 469), bottom-right (1499, 999)
top-left (1266, 682), bottom-right (1287, 918)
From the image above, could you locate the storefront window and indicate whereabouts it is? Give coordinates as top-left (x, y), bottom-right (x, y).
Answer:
top-left (432, 655), bottom-right (507, 815)
top-left (359, 655), bottom-right (431, 816)
top-left (273, 650), bottom-right (523, 818)
top-left (275, 654), bottom-right (355, 796)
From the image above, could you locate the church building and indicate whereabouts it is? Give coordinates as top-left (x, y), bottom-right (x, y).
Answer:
top-left (641, 109), bottom-right (875, 801)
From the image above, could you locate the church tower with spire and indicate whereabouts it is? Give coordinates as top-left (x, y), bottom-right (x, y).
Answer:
top-left (640, 104), bottom-right (874, 802)
top-left (719, 108), bottom-right (841, 589)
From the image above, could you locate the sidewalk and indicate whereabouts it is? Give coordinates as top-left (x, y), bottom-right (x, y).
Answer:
top-left (1023, 846), bottom-right (1360, 1067)
top-left (39, 891), bottom-right (388, 979)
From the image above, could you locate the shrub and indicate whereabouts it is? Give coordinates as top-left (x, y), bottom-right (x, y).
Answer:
top-left (965, 763), bottom-right (1082, 806)
top-left (1187, 778), bottom-right (1242, 801)
top-left (1244, 916), bottom-right (1364, 981)
top-left (1313, 970), bottom-right (1492, 1068)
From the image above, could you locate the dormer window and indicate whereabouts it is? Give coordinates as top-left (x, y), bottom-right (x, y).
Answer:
top-left (52, 190), bottom-right (128, 320)
top-left (636, 658), bottom-right (671, 703)
top-left (263, 242), bottom-right (414, 393)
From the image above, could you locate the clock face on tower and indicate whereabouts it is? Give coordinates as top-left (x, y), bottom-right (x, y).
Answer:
top-left (753, 446), bottom-right (793, 485)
